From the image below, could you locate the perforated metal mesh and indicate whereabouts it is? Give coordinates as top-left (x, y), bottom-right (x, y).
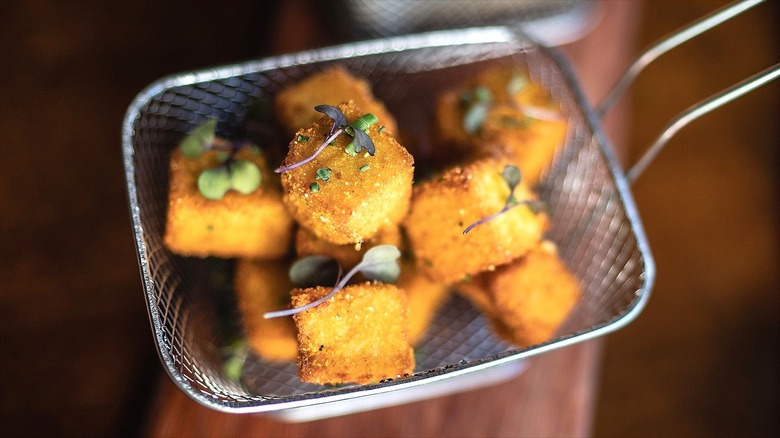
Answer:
top-left (122, 27), bottom-right (653, 413)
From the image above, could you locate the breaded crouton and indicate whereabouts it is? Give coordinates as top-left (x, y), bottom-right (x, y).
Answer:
top-left (403, 158), bottom-right (548, 284)
top-left (274, 65), bottom-right (398, 136)
top-left (235, 259), bottom-right (298, 361)
top-left (164, 144), bottom-right (294, 259)
top-left (456, 242), bottom-right (580, 347)
top-left (397, 259), bottom-right (450, 344)
top-left (292, 282), bottom-right (415, 385)
top-left (280, 101), bottom-right (414, 246)
top-left (295, 225), bottom-right (402, 269)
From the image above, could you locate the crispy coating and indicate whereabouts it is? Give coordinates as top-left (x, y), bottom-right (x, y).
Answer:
top-left (431, 66), bottom-right (565, 183)
top-left (295, 225), bottom-right (402, 270)
top-left (456, 242), bottom-right (580, 348)
top-left (274, 65), bottom-right (398, 136)
top-left (397, 260), bottom-right (450, 344)
top-left (280, 101), bottom-right (414, 246)
top-left (292, 282), bottom-right (415, 385)
top-left (164, 143), bottom-right (294, 259)
top-left (235, 258), bottom-right (298, 361)
top-left (403, 158), bottom-right (548, 284)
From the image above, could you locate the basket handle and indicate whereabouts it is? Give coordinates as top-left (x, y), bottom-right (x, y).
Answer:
top-left (595, 0), bottom-right (778, 183)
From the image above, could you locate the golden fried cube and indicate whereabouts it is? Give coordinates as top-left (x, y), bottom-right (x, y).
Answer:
top-left (456, 242), bottom-right (580, 347)
top-left (280, 101), bottom-right (414, 246)
top-left (397, 260), bottom-right (450, 344)
top-left (164, 144), bottom-right (294, 259)
top-left (292, 282), bottom-right (415, 385)
top-left (403, 158), bottom-right (548, 284)
top-left (274, 65), bottom-right (398, 136)
top-left (295, 225), bottom-right (402, 270)
top-left (235, 258), bottom-right (298, 361)
top-left (431, 66), bottom-right (564, 176)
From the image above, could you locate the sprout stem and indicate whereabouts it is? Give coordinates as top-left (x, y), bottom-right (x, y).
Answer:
top-left (275, 128), bottom-right (344, 173)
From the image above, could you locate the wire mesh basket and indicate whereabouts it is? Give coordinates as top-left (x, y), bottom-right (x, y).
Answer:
top-left (122, 26), bottom-right (654, 415)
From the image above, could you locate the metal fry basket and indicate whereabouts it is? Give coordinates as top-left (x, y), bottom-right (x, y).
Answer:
top-left (122, 27), bottom-right (654, 416)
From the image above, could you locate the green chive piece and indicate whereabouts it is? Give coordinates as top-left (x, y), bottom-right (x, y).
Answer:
top-left (378, 125), bottom-right (386, 133)
top-left (297, 134), bottom-right (310, 142)
top-left (310, 182), bottom-right (320, 193)
top-left (351, 113), bottom-right (379, 132)
top-left (316, 167), bottom-right (332, 182)
top-left (359, 164), bottom-right (370, 172)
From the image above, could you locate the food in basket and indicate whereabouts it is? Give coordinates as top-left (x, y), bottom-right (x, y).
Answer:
top-left (278, 100), bottom-right (414, 246)
top-left (164, 64), bottom-right (579, 385)
top-left (235, 258), bottom-right (298, 361)
top-left (274, 65), bottom-right (398, 136)
top-left (456, 241), bottom-right (580, 348)
top-left (292, 282), bottom-right (415, 385)
top-left (433, 66), bottom-right (567, 186)
top-left (403, 157), bottom-right (548, 284)
top-left (163, 125), bottom-right (293, 259)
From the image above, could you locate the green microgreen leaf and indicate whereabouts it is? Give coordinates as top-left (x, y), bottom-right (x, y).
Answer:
top-left (316, 167), bottom-right (332, 182)
top-left (507, 73), bottom-right (528, 96)
top-left (181, 117), bottom-right (217, 158)
top-left (229, 159), bottom-right (262, 194)
top-left (223, 338), bottom-right (249, 381)
top-left (463, 102), bottom-right (489, 134)
top-left (289, 255), bottom-right (341, 287)
top-left (198, 166), bottom-right (232, 200)
top-left (263, 245), bottom-right (402, 319)
top-left (463, 165), bottom-right (545, 234)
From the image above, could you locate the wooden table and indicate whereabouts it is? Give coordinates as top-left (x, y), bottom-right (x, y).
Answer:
top-left (143, 2), bottom-right (640, 436)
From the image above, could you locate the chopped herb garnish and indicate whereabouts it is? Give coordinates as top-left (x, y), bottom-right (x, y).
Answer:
top-left (223, 338), bottom-right (249, 381)
top-left (378, 125), bottom-right (386, 133)
top-left (463, 165), bottom-right (545, 235)
top-left (461, 86), bottom-right (493, 134)
top-left (276, 105), bottom-right (378, 173)
top-left (181, 118), bottom-right (262, 200)
top-left (297, 134), bottom-right (310, 142)
top-left (316, 167), bottom-right (332, 182)
top-left (263, 245), bottom-right (401, 319)
top-left (309, 182), bottom-right (320, 193)
top-left (359, 164), bottom-right (370, 172)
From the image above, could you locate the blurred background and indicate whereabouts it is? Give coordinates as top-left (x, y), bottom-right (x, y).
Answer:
top-left (1, 0), bottom-right (777, 436)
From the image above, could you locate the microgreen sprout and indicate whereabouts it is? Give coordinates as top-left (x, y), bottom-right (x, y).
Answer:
top-left (275, 105), bottom-right (377, 173)
top-left (462, 86), bottom-right (493, 134)
top-left (223, 338), bottom-right (249, 381)
top-left (263, 245), bottom-right (401, 319)
top-left (462, 165), bottom-right (546, 235)
top-left (181, 117), bottom-right (262, 200)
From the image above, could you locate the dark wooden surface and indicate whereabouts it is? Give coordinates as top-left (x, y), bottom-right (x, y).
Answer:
top-left (1, 0), bottom-right (777, 437)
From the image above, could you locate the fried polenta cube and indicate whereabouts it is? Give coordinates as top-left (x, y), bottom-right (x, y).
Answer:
top-left (295, 225), bottom-right (402, 269)
top-left (274, 65), bottom-right (398, 136)
top-left (403, 158), bottom-right (548, 284)
top-left (431, 66), bottom-right (564, 176)
top-left (397, 259), bottom-right (450, 344)
top-left (456, 242), bottom-right (580, 348)
top-left (164, 143), bottom-right (294, 259)
top-left (292, 282), bottom-right (415, 385)
top-left (280, 101), bottom-right (414, 246)
top-left (235, 258), bottom-right (298, 361)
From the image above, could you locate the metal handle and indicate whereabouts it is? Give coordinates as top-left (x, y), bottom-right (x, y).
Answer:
top-left (626, 63), bottom-right (779, 182)
top-left (594, 0), bottom-right (777, 183)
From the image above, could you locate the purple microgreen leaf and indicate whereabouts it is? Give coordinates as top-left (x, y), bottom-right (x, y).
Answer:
top-left (351, 127), bottom-right (375, 156)
top-left (315, 104), bottom-right (348, 136)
